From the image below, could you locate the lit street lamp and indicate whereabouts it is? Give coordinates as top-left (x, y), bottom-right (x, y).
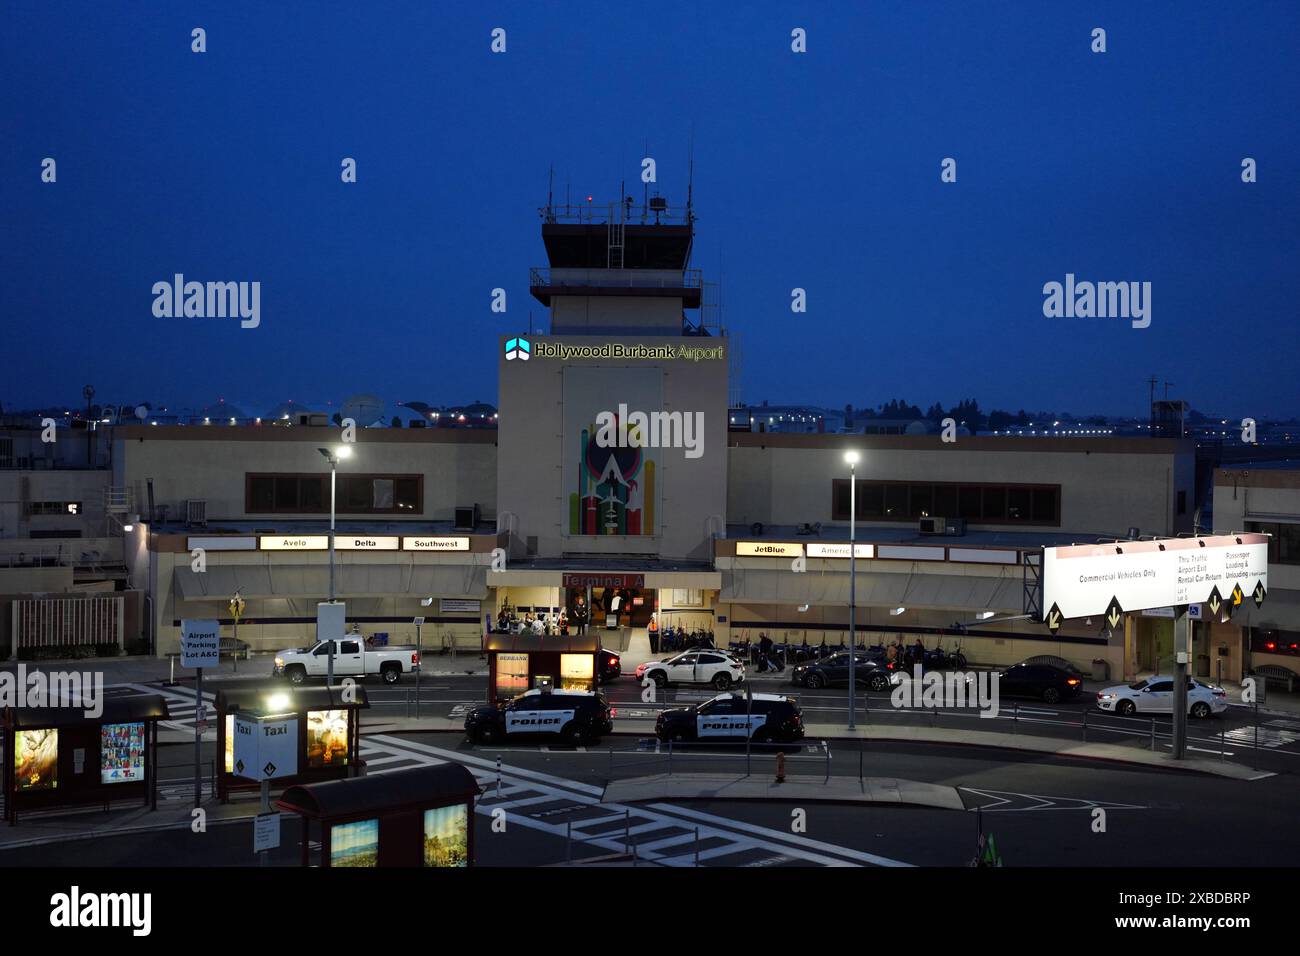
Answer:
top-left (318, 445), bottom-right (353, 684)
top-left (845, 449), bottom-right (860, 730)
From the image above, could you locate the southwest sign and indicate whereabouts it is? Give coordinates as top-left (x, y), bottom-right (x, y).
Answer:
top-left (1042, 534), bottom-right (1268, 621)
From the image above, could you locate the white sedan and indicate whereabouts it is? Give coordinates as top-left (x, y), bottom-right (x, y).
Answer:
top-left (1096, 677), bottom-right (1227, 718)
top-left (636, 651), bottom-right (746, 690)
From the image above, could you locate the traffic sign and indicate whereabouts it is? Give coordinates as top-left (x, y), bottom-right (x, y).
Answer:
top-left (1207, 586), bottom-right (1224, 618)
top-left (1254, 580), bottom-right (1267, 608)
top-left (180, 619), bottom-right (221, 668)
top-left (1231, 582), bottom-right (1244, 607)
top-left (1104, 596), bottom-right (1123, 633)
top-left (254, 812), bottom-right (281, 853)
top-left (1046, 603), bottom-right (1063, 634)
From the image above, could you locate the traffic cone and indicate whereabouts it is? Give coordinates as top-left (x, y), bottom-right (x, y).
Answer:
top-left (775, 751), bottom-right (786, 783)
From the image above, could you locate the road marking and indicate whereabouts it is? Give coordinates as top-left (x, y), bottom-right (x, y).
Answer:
top-left (959, 787), bottom-right (1148, 812)
top-left (363, 734), bottom-right (909, 867)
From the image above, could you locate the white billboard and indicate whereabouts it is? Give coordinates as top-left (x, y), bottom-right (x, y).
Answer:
top-left (1042, 534), bottom-right (1268, 620)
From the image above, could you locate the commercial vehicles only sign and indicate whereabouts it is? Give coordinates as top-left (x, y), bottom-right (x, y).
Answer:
top-left (1042, 534), bottom-right (1268, 621)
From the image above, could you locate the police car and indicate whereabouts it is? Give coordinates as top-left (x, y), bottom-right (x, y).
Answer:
top-left (465, 689), bottom-right (615, 746)
top-left (655, 692), bottom-right (804, 744)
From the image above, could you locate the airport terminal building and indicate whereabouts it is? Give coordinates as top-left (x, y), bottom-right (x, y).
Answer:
top-left (8, 198), bottom-right (1281, 685)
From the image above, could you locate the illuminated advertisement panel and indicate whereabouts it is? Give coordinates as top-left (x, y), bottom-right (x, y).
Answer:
top-left (15, 729), bottom-right (57, 791)
top-left (306, 710), bottom-right (349, 768)
top-left (101, 722), bottom-right (146, 784)
top-left (331, 818), bottom-right (379, 867)
top-left (423, 805), bottom-right (469, 867)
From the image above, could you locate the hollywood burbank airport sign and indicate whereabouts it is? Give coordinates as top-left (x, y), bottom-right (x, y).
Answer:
top-left (1042, 533), bottom-right (1268, 628)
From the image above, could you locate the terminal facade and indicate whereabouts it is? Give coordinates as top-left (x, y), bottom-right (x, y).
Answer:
top-left (1, 199), bottom-right (1293, 687)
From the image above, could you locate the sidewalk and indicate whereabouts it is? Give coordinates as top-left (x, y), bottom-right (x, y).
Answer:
top-left (602, 773), bottom-right (965, 809)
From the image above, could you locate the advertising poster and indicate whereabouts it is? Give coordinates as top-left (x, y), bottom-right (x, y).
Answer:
top-left (15, 728), bottom-right (58, 791)
top-left (331, 818), bottom-right (379, 867)
top-left (101, 721), bottom-right (146, 784)
top-left (423, 805), bottom-right (469, 867)
top-left (563, 365), bottom-right (662, 536)
top-left (306, 710), bottom-right (349, 768)
top-left (224, 715), bottom-right (234, 773)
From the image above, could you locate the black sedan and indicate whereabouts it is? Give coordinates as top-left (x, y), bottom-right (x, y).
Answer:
top-left (598, 649), bottom-right (621, 682)
top-left (975, 662), bottom-right (1084, 704)
top-left (790, 651), bottom-right (893, 691)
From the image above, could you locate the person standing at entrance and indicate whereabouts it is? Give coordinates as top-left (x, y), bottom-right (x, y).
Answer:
top-left (648, 613), bottom-right (660, 654)
top-left (573, 598), bottom-right (588, 636)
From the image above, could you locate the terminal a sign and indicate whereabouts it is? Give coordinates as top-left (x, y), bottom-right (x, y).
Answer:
top-left (562, 573), bottom-right (645, 589)
top-left (1042, 534), bottom-right (1268, 621)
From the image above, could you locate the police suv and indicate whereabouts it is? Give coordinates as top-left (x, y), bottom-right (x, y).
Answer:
top-left (655, 692), bottom-right (804, 744)
top-left (465, 689), bottom-right (615, 746)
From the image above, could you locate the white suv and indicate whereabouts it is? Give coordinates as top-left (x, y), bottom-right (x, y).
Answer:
top-left (636, 651), bottom-right (746, 690)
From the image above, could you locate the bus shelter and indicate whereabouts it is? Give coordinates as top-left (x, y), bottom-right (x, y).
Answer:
top-left (2, 693), bottom-right (169, 825)
top-left (216, 682), bottom-right (369, 801)
top-left (484, 632), bottom-right (601, 704)
top-left (278, 763), bottom-right (479, 867)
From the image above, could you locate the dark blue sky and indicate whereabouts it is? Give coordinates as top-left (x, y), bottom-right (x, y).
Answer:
top-left (4, 1), bottom-right (1297, 419)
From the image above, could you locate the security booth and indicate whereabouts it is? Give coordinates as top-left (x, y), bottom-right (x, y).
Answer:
top-left (278, 764), bottom-right (479, 867)
top-left (216, 682), bottom-right (369, 802)
top-left (2, 694), bottom-right (169, 825)
top-left (484, 631), bottom-right (601, 704)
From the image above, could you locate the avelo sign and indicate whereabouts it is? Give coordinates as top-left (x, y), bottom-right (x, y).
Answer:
top-left (1042, 534), bottom-right (1268, 621)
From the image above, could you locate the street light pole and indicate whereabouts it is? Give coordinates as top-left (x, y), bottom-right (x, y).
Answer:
top-left (846, 451), bottom-right (859, 730)
top-left (320, 445), bottom-right (352, 687)
top-left (328, 454), bottom-right (337, 685)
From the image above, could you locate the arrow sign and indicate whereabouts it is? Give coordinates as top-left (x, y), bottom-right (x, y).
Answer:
top-left (1207, 586), bottom-right (1223, 617)
top-left (1254, 581), bottom-right (1266, 608)
top-left (1105, 596), bottom-right (1123, 632)
top-left (1231, 583), bottom-right (1244, 607)
top-left (1046, 603), bottom-right (1063, 634)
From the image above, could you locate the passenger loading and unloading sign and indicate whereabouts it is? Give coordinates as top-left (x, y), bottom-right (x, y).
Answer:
top-left (1041, 534), bottom-right (1268, 621)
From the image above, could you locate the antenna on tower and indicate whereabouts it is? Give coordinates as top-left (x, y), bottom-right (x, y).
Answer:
top-left (643, 140), bottom-right (650, 220)
top-left (686, 127), bottom-right (695, 221)
top-left (547, 164), bottom-right (554, 221)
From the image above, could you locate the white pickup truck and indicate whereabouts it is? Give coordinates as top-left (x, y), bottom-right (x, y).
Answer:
top-left (273, 638), bottom-right (420, 685)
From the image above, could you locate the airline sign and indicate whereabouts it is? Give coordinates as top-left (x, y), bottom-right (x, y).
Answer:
top-left (1042, 534), bottom-right (1268, 622)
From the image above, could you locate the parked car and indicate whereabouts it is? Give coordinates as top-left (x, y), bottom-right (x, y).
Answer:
top-left (655, 692), bottom-right (804, 744)
top-left (636, 651), bottom-right (746, 689)
top-left (790, 651), bottom-right (892, 691)
top-left (273, 638), bottom-right (419, 685)
top-left (974, 662), bottom-right (1084, 704)
top-left (1096, 677), bottom-right (1227, 718)
top-left (598, 649), bottom-right (622, 682)
top-left (465, 689), bottom-right (614, 745)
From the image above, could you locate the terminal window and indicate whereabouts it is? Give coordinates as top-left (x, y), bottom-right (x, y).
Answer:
top-left (833, 480), bottom-right (1059, 526)
top-left (246, 473), bottom-right (422, 515)
top-left (1247, 521), bottom-right (1300, 565)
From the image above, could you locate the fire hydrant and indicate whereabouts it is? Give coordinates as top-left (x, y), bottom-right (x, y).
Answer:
top-left (775, 751), bottom-right (786, 784)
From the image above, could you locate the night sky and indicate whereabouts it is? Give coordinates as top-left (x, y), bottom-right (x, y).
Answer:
top-left (4, 1), bottom-right (1298, 419)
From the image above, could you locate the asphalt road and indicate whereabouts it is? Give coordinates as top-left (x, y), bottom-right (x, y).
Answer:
top-left (355, 672), bottom-right (1300, 776)
top-left (7, 729), bottom-right (1296, 868)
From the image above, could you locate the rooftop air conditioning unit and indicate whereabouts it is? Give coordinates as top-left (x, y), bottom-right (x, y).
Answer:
top-left (919, 517), bottom-right (965, 536)
top-left (185, 499), bottom-right (207, 528)
top-left (649, 196), bottom-right (668, 211)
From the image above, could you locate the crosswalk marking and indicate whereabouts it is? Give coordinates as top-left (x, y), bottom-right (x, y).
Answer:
top-left (359, 734), bottom-right (911, 867)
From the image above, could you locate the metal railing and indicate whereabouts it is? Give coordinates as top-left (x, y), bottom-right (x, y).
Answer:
top-left (530, 267), bottom-right (702, 291)
top-left (540, 201), bottom-right (693, 225)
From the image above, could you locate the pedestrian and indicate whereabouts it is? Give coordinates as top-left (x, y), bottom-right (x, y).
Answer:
top-left (559, 610), bottom-right (569, 635)
top-left (573, 598), bottom-right (588, 636)
top-left (758, 632), bottom-right (774, 672)
top-left (648, 613), bottom-right (660, 654)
